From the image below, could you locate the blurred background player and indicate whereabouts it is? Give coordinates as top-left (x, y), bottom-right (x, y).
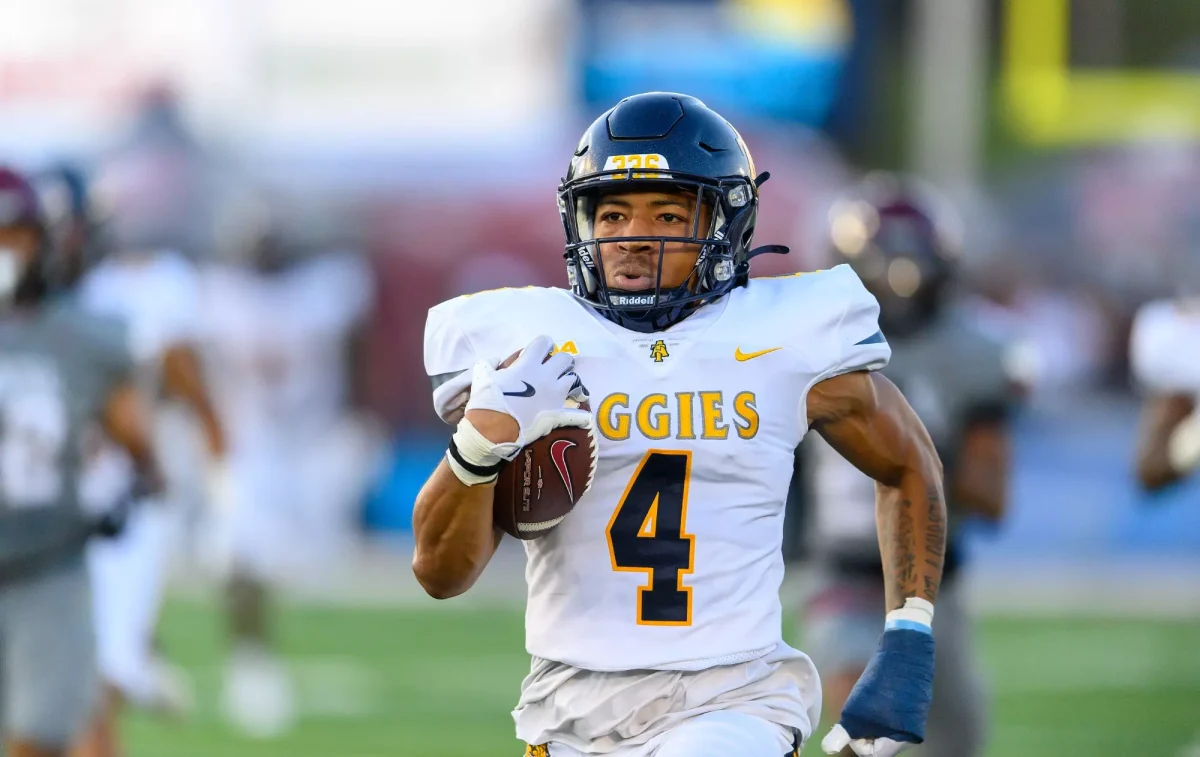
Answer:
top-left (0, 3), bottom-right (1196, 754)
top-left (0, 165), bottom-right (161, 757)
top-left (196, 200), bottom-right (380, 738)
top-left (799, 174), bottom-right (1023, 757)
top-left (33, 163), bottom-right (230, 757)
top-left (1131, 297), bottom-right (1200, 493)
top-left (1128, 278), bottom-right (1200, 757)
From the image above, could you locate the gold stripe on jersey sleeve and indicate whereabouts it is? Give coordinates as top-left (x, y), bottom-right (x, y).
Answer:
top-left (752, 268), bottom-right (826, 280)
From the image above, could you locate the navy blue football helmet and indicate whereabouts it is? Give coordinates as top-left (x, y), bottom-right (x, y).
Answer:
top-left (558, 92), bottom-right (786, 332)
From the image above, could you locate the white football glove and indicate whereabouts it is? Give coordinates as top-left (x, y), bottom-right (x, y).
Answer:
top-left (465, 335), bottom-right (591, 448)
top-left (1168, 409), bottom-right (1200, 475)
top-left (446, 335), bottom-right (592, 486)
top-left (822, 726), bottom-right (910, 757)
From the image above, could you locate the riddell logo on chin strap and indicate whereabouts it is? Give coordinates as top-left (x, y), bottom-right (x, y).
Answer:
top-left (650, 340), bottom-right (669, 362)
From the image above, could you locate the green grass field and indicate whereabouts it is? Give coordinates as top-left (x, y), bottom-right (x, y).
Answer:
top-left (126, 600), bottom-right (1200, 757)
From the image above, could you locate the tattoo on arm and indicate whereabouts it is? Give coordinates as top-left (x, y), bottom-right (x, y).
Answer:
top-left (877, 451), bottom-right (947, 609)
top-left (810, 372), bottom-right (947, 609)
top-left (921, 484), bottom-right (946, 603)
top-left (894, 498), bottom-right (917, 591)
top-left (924, 485), bottom-right (946, 563)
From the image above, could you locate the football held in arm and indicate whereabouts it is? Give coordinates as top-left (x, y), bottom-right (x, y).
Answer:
top-left (413, 92), bottom-right (945, 757)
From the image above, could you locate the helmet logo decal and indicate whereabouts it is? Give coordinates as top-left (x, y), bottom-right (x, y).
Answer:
top-left (603, 154), bottom-right (670, 179)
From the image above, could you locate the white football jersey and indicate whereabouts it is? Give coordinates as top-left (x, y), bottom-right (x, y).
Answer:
top-left (1131, 298), bottom-right (1200, 394)
top-left (76, 250), bottom-right (205, 504)
top-left (424, 264), bottom-right (889, 672)
top-left (199, 252), bottom-right (372, 449)
top-left (77, 250), bottom-right (200, 369)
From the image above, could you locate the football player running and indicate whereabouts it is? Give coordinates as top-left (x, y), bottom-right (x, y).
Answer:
top-left (35, 164), bottom-right (229, 756)
top-left (803, 176), bottom-right (1021, 757)
top-left (1131, 296), bottom-right (1200, 492)
top-left (414, 94), bottom-right (946, 756)
top-left (1127, 245), bottom-right (1200, 757)
top-left (197, 212), bottom-right (377, 738)
top-left (0, 166), bottom-right (162, 757)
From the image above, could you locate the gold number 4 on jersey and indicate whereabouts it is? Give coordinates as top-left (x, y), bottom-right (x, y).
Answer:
top-left (605, 450), bottom-right (695, 626)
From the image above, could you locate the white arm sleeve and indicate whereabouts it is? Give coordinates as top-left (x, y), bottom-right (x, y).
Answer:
top-left (1131, 301), bottom-right (1200, 392)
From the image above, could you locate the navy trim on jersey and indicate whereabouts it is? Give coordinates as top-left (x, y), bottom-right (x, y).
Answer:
top-left (854, 330), bottom-right (887, 346)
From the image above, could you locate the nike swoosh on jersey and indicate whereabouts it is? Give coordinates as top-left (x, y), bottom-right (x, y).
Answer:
top-left (503, 382), bottom-right (536, 397)
top-left (734, 346), bottom-right (783, 362)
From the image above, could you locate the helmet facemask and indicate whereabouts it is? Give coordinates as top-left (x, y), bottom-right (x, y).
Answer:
top-left (559, 169), bottom-right (756, 333)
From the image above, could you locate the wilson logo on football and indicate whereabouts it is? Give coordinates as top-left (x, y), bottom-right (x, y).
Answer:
top-left (603, 153), bottom-right (670, 179)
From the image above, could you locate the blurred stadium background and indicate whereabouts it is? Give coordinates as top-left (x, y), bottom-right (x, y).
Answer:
top-left (2, 0), bottom-right (1199, 755)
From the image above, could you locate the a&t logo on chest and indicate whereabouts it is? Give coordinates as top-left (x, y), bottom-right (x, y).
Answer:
top-left (650, 340), bottom-right (669, 362)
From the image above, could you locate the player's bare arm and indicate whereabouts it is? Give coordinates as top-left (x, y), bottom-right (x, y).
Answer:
top-left (413, 337), bottom-right (589, 599)
top-left (952, 417), bottom-right (1010, 522)
top-left (411, 410), bottom-right (513, 599)
top-left (99, 381), bottom-right (162, 488)
top-left (807, 370), bottom-right (946, 610)
top-left (810, 370), bottom-right (944, 756)
top-left (162, 344), bottom-right (226, 458)
top-left (1134, 392), bottom-right (1197, 492)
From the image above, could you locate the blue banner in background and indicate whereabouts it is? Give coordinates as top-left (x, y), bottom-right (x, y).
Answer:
top-left (575, 0), bottom-right (854, 127)
top-left (362, 434), bottom-right (447, 533)
top-left (966, 401), bottom-right (1200, 566)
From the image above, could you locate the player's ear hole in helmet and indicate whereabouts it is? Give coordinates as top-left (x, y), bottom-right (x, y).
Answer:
top-left (559, 92), bottom-right (788, 333)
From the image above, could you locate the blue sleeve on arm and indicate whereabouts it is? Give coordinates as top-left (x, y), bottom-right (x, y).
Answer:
top-left (839, 629), bottom-right (936, 743)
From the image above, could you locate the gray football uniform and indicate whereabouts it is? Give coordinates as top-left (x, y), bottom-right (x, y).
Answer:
top-left (803, 313), bottom-right (1015, 757)
top-left (0, 302), bottom-right (133, 747)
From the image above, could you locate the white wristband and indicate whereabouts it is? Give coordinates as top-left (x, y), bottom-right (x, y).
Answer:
top-left (1167, 411), bottom-right (1200, 476)
top-left (445, 451), bottom-right (497, 487)
top-left (885, 597), bottom-right (935, 633)
top-left (445, 417), bottom-right (514, 487)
